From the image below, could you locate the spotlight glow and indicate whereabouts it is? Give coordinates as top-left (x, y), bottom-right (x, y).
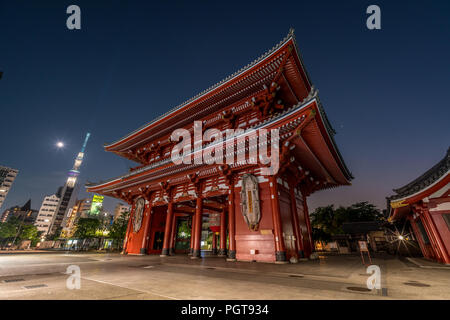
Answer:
top-left (56, 141), bottom-right (65, 148)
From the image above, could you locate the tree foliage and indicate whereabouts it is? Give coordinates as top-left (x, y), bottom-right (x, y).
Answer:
top-left (176, 220), bottom-right (191, 239)
top-left (19, 224), bottom-right (41, 246)
top-left (0, 217), bottom-right (20, 240)
top-left (108, 211), bottom-right (129, 245)
top-left (0, 217), bottom-right (42, 247)
top-left (310, 201), bottom-right (384, 242)
top-left (73, 218), bottom-right (102, 239)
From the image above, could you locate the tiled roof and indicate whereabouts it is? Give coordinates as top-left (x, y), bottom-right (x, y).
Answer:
top-left (104, 29), bottom-right (310, 149)
top-left (388, 148), bottom-right (450, 201)
top-left (87, 30), bottom-right (353, 190)
top-left (87, 95), bottom-right (320, 188)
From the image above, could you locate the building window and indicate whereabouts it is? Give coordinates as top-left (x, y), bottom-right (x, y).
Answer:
top-left (416, 219), bottom-right (430, 245)
top-left (443, 213), bottom-right (450, 231)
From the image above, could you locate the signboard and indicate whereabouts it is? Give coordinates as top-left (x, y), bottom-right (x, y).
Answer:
top-left (132, 197), bottom-right (145, 233)
top-left (358, 240), bottom-right (372, 265)
top-left (358, 241), bottom-right (368, 252)
top-left (90, 195), bottom-right (104, 215)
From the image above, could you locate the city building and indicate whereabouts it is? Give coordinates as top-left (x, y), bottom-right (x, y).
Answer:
top-left (48, 133), bottom-right (91, 236)
top-left (34, 192), bottom-right (61, 235)
top-left (61, 198), bottom-right (91, 238)
top-left (86, 31), bottom-right (352, 263)
top-left (0, 199), bottom-right (38, 224)
top-left (387, 148), bottom-right (450, 265)
top-left (0, 165), bottom-right (19, 210)
top-left (113, 203), bottom-right (131, 222)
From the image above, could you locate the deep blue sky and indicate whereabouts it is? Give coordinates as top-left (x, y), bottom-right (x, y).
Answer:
top-left (1, 0), bottom-right (449, 214)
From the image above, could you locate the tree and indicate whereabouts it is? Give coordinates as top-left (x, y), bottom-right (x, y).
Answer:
top-left (0, 218), bottom-right (43, 248)
top-left (73, 218), bottom-right (102, 239)
top-left (0, 218), bottom-right (20, 248)
top-left (0, 218), bottom-right (19, 238)
top-left (310, 201), bottom-right (383, 242)
top-left (109, 211), bottom-right (129, 250)
top-left (19, 224), bottom-right (41, 246)
top-left (310, 205), bottom-right (341, 235)
top-left (176, 219), bottom-right (191, 239)
top-left (344, 202), bottom-right (384, 222)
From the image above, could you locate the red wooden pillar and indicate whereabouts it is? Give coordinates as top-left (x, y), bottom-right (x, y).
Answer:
top-left (191, 197), bottom-right (203, 258)
top-left (303, 194), bottom-right (314, 256)
top-left (140, 204), bottom-right (153, 254)
top-left (160, 201), bottom-right (174, 256)
top-left (422, 208), bottom-right (450, 264)
top-left (269, 176), bottom-right (286, 262)
top-left (227, 184), bottom-right (236, 261)
top-left (419, 212), bottom-right (440, 260)
top-left (418, 210), bottom-right (442, 262)
top-left (122, 202), bottom-right (135, 254)
top-left (189, 214), bottom-right (195, 255)
top-left (288, 182), bottom-right (304, 259)
top-left (212, 231), bottom-right (217, 255)
top-left (218, 208), bottom-right (227, 256)
top-left (169, 212), bottom-right (177, 255)
top-left (408, 215), bottom-right (430, 259)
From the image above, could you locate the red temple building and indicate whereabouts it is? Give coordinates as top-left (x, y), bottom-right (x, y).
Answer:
top-left (387, 148), bottom-right (450, 265)
top-left (86, 30), bottom-right (352, 263)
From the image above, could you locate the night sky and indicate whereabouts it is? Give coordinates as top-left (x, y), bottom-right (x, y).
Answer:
top-left (1, 0), bottom-right (449, 214)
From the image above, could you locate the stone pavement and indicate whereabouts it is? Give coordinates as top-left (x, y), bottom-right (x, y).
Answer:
top-left (0, 252), bottom-right (448, 299)
top-left (0, 249), bottom-right (58, 254)
top-left (406, 257), bottom-right (450, 269)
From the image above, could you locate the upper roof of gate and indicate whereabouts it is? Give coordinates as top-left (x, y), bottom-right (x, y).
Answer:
top-left (104, 29), bottom-right (315, 156)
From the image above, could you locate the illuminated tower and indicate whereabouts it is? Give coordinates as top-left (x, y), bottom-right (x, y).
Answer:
top-left (48, 133), bottom-right (91, 236)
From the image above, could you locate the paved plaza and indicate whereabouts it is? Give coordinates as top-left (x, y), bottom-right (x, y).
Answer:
top-left (0, 252), bottom-right (449, 300)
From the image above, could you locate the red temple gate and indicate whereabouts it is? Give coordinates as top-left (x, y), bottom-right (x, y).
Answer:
top-left (86, 30), bottom-right (352, 263)
top-left (388, 149), bottom-right (450, 265)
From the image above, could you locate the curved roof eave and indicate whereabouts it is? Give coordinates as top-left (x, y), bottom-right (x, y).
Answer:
top-left (313, 95), bottom-right (353, 181)
top-left (389, 171), bottom-right (449, 205)
top-left (104, 29), bottom-right (312, 151)
top-left (87, 95), bottom-right (352, 191)
top-left (388, 148), bottom-right (450, 201)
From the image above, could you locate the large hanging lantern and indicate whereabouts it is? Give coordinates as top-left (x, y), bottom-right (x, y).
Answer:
top-left (209, 212), bottom-right (220, 233)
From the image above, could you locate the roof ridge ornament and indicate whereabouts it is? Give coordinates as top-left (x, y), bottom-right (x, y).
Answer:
top-left (288, 27), bottom-right (295, 37)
